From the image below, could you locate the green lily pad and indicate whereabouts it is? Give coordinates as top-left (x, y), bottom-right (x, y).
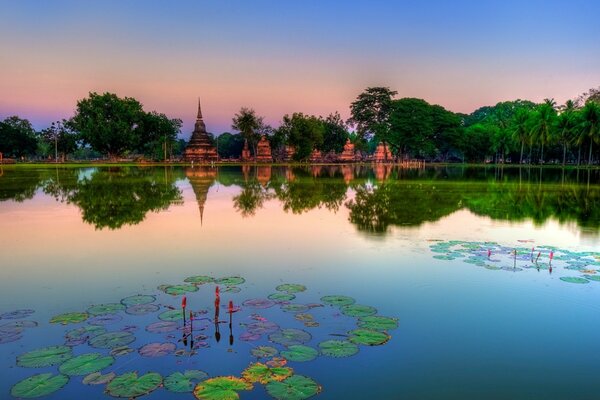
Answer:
top-left (158, 309), bottom-right (184, 321)
top-left (215, 277), bottom-right (245, 286)
top-left (267, 293), bottom-right (296, 302)
top-left (193, 376), bottom-right (252, 400)
top-left (87, 303), bottom-right (125, 316)
top-left (83, 371), bottom-right (115, 385)
top-left (348, 329), bottom-right (390, 346)
top-left (110, 346), bottom-right (134, 357)
top-left (17, 345), bottom-right (72, 368)
top-left (265, 375), bottom-right (321, 400)
top-left (184, 276), bottom-right (215, 284)
top-left (65, 325), bottom-right (106, 342)
top-left (106, 372), bottom-right (162, 398)
top-left (58, 353), bottom-right (115, 376)
top-left (340, 304), bottom-right (377, 317)
top-left (281, 345), bottom-right (319, 362)
top-left (269, 328), bottom-right (311, 346)
top-left (164, 370), bottom-right (209, 393)
top-left (89, 331), bottom-right (135, 349)
top-left (50, 312), bottom-right (88, 325)
top-left (433, 255), bottom-right (455, 260)
top-left (139, 342), bottom-right (176, 357)
top-left (11, 373), bottom-right (69, 398)
top-left (276, 284), bottom-right (306, 293)
top-left (357, 316), bottom-right (399, 331)
top-left (242, 362), bottom-right (293, 384)
top-left (281, 304), bottom-right (309, 313)
top-left (160, 284), bottom-right (199, 295)
top-left (251, 346), bottom-right (278, 359)
top-left (121, 295), bottom-right (156, 307)
top-left (584, 275), bottom-right (600, 282)
top-left (318, 340), bottom-right (359, 357)
top-left (320, 295), bottom-right (355, 307)
top-left (560, 277), bottom-right (589, 284)
top-left (126, 304), bottom-right (160, 315)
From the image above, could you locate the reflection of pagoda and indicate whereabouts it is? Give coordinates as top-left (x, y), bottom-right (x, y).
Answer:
top-left (185, 167), bottom-right (217, 224)
top-left (184, 99), bottom-right (218, 162)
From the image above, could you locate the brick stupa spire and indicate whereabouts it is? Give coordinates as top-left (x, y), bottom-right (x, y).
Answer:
top-left (184, 98), bottom-right (218, 162)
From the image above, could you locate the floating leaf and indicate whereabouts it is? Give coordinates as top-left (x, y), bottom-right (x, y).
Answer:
top-left (83, 371), bottom-right (115, 385)
top-left (584, 275), bottom-right (600, 282)
top-left (215, 277), bottom-right (245, 286)
top-left (357, 316), bottom-right (399, 331)
top-left (0, 320), bottom-right (37, 331)
top-left (121, 295), bottom-right (156, 307)
top-left (304, 321), bottom-right (319, 328)
top-left (560, 277), bottom-right (589, 284)
top-left (281, 345), bottom-right (318, 362)
top-left (433, 255), bottom-right (455, 260)
top-left (110, 346), bottom-right (134, 357)
top-left (59, 353), bottom-right (114, 376)
top-left (10, 373), bottom-right (68, 398)
top-left (276, 284), bottom-right (306, 293)
top-left (89, 331), bottom-right (135, 349)
top-left (242, 298), bottom-right (275, 309)
top-left (17, 345), bottom-right (72, 368)
top-left (340, 304), bottom-right (377, 317)
top-left (265, 375), bottom-right (321, 400)
top-left (251, 346), bottom-right (278, 359)
top-left (1, 309), bottom-right (35, 319)
top-left (320, 295), bottom-right (355, 307)
top-left (146, 321), bottom-right (179, 333)
top-left (160, 284), bottom-right (199, 295)
top-left (184, 276), bottom-right (215, 284)
top-left (159, 309), bottom-right (184, 321)
top-left (240, 332), bottom-right (261, 341)
top-left (294, 313), bottom-right (314, 322)
top-left (0, 330), bottom-right (22, 344)
top-left (266, 357), bottom-right (287, 367)
top-left (242, 362), bottom-right (293, 384)
top-left (50, 312), bottom-right (88, 325)
top-left (281, 304), bottom-right (309, 313)
top-left (126, 304), bottom-right (160, 316)
top-left (139, 342), bottom-right (176, 357)
top-left (106, 372), bottom-right (162, 398)
top-left (268, 293), bottom-right (296, 302)
top-left (348, 329), bottom-right (390, 346)
top-left (318, 340), bottom-right (358, 357)
top-left (269, 328), bottom-right (311, 346)
top-left (88, 314), bottom-right (123, 325)
top-left (87, 303), bottom-right (125, 316)
top-left (247, 321), bottom-right (279, 335)
top-left (164, 370), bottom-right (209, 393)
top-left (223, 286), bottom-right (241, 293)
top-left (65, 326), bottom-right (106, 344)
top-left (193, 376), bottom-right (252, 400)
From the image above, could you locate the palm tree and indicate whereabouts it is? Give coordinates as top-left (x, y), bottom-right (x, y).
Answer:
top-left (529, 103), bottom-right (557, 164)
top-left (555, 100), bottom-right (576, 166)
top-left (511, 108), bottom-right (530, 164)
top-left (232, 107), bottom-right (263, 156)
top-left (578, 101), bottom-right (600, 166)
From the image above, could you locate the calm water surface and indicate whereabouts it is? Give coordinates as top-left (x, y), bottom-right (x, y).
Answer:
top-left (1, 165), bottom-right (600, 399)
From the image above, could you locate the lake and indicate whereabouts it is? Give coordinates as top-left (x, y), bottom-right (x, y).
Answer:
top-left (1, 165), bottom-right (600, 399)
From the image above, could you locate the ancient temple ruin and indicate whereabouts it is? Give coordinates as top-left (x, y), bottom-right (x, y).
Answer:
top-left (255, 135), bottom-right (273, 162)
top-left (241, 140), bottom-right (252, 161)
top-left (373, 142), bottom-right (393, 162)
top-left (183, 99), bottom-right (218, 162)
top-left (338, 139), bottom-right (357, 162)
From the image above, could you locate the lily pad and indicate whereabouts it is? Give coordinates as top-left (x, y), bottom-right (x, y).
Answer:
top-left (88, 314), bottom-right (123, 325)
top-left (242, 298), bottom-right (276, 309)
top-left (348, 329), bottom-right (390, 346)
top-left (223, 286), bottom-right (241, 293)
top-left (87, 303), bottom-right (125, 316)
top-left (1, 309), bottom-right (35, 319)
top-left (126, 304), bottom-right (160, 316)
top-left (215, 277), bottom-right (245, 286)
top-left (268, 293), bottom-right (296, 302)
top-left (121, 295), bottom-right (156, 307)
top-left (320, 295), bottom-right (355, 307)
top-left (242, 362), bottom-right (293, 384)
top-left (17, 345), bottom-right (72, 368)
top-left (247, 321), bottom-right (280, 335)
top-left (251, 346), bottom-right (278, 359)
top-left (560, 277), bottom-right (589, 284)
top-left (164, 370), bottom-right (209, 393)
top-left (50, 312), bottom-right (88, 325)
top-left (281, 304), bottom-right (309, 313)
top-left (10, 373), bottom-right (69, 398)
top-left (240, 332), bottom-right (261, 341)
top-left (357, 316), bottom-right (399, 331)
top-left (110, 346), bottom-right (134, 357)
top-left (294, 313), bottom-right (314, 322)
top-left (276, 284), bottom-right (306, 293)
top-left (584, 275), bottom-right (600, 282)
top-left (139, 342), bottom-right (176, 357)
top-left (269, 328), bottom-right (311, 346)
top-left (0, 330), bottom-right (22, 344)
top-left (65, 326), bottom-right (106, 344)
top-left (83, 371), bottom-right (115, 385)
top-left (193, 376), bottom-right (252, 400)
top-left (318, 340), bottom-right (359, 357)
top-left (106, 372), bottom-right (162, 398)
top-left (160, 284), bottom-right (199, 295)
top-left (0, 320), bottom-right (38, 331)
top-left (184, 276), bottom-right (215, 284)
top-left (159, 309), bottom-right (184, 321)
top-left (281, 345), bottom-right (319, 362)
top-left (89, 331), bottom-right (135, 349)
top-left (59, 353), bottom-right (115, 376)
top-left (340, 304), bottom-right (377, 317)
top-left (146, 321), bottom-right (179, 333)
top-left (265, 375), bottom-right (321, 400)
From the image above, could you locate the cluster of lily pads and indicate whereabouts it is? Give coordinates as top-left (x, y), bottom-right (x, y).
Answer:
top-left (0, 309), bottom-right (37, 345)
top-left (429, 240), bottom-right (600, 284)
top-left (5, 274), bottom-right (398, 399)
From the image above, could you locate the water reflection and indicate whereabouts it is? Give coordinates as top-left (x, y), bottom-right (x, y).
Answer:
top-left (1, 165), bottom-right (600, 234)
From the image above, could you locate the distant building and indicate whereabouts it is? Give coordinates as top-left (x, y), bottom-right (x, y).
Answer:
top-left (183, 99), bottom-right (218, 162)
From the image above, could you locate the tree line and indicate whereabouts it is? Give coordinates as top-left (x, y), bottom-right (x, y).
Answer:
top-left (1, 87), bottom-right (599, 164)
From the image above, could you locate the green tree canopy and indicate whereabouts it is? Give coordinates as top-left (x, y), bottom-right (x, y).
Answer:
top-left (0, 116), bottom-right (38, 158)
top-left (277, 113), bottom-right (324, 161)
top-left (348, 87), bottom-right (397, 150)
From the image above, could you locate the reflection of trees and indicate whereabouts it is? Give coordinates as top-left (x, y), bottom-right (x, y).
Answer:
top-left (233, 181), bottom-right (273, 217)
top-left (0, 168), bottom-right (45, 202)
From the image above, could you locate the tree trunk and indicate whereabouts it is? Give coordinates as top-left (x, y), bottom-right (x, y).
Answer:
top-left (528, 145), bottom-right (532, 165)
top-left (520, 141), bottom-right (524, 164)
top-left (589, 138), bottom-right (594, 166)
top-left (562, 143), bottom-right (567, 167)
top-left (540, 142), bottom-right (544, 165)
top-left (577, 146), bottom-right (581, 166)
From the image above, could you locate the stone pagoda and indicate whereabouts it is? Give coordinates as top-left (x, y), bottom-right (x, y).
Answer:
top-left (284, 145), bottom-right (296, 161)
top-left (255, 135), bottom-right (272, 162)
top-left (184, 99), bottom-right (218, 162)
top-left (338, 139), bottom-right (357, 162)
top-left (185, 167), bottom-right (217, 224)
top-left (309, 149), bottom-right (323, 163)
top-left (373, 142), bottom-right (393, 162)
top-left (241, 139), bottom-right (252, 161)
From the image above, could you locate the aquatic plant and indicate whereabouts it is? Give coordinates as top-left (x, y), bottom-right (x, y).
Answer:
top-left (348, 329), bottom-right (390, 346)
top-left (17, 345), bottom-right (72, 368)
top-left (318, 340), bottom-right (359, 357)
top-left (269, 328), bottom-right (312, 346)
top-left (357, 316), bottom-right (398, 331)
top-left (242, 362), bottom-right (293, 384)
top-left (10, 373), bottom-right (69, 398)
top-left (276, 284), bottom-right (307, 293)
top-left (265, 375), bottom-right (321, 400)
top-left (89, 331), bottom-right (135, 349)
top-left (120, 294), bottom-right (156, 307)
top-left (105, 372), bottom-right (162, 398)
top-left (193, 376), bottom-right (253, 400)
top-left (58, 353), bottom-right (114, 376)
top-left (320, 295), bottom-right (355, 307)
top-left (251, 346), bottom-right (279, 359)
top-left (340, 304), bottom-right (377, 317)
top-left (50, 312), bottom-right (88, 325)
top-left (164, 370), bottom-right (209, 393)
top-left (139, 342), bottom-right (177, 357)
top-left (281, 345), bottom-right (319, 362)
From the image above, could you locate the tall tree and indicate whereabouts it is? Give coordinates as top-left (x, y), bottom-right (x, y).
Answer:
top-left (138, 112), bottom-right (182, 160)
top-left (554, 100), bottom-right (576, 166)
top-left (578, 101), bottom-right (600, 165)
top-left (321, 112), bottom-right (349, 153)
top-left (0, 116), bottom-right (38, 158)
top-left (529, 102), bottom-right (557, 164)
top-left (277, 113), bottom-right (324, 161)
top-left (231, 107), bottom-right (263, 155)
top-left (348, 87), bottom-right (397, 150)
top-left (40, 120), bottom-right (79, 161)
top-left (510, 108), bottom-right (531, 164)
